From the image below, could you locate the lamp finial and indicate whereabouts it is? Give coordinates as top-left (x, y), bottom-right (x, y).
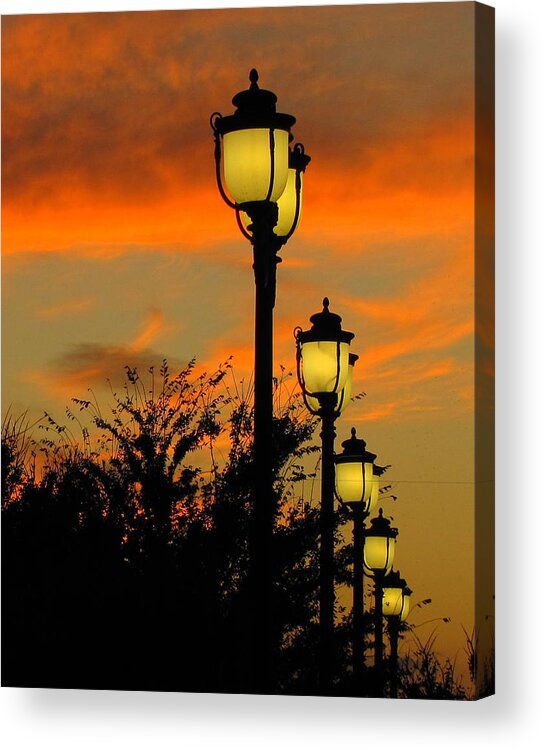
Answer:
top-left (249, 68), bottom-right (259, 88)
top-left (323, 297), bottom-right (330, 311)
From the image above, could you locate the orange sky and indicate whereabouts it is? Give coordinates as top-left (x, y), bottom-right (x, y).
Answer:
top-left (2, 3), bottom-right (493, 689)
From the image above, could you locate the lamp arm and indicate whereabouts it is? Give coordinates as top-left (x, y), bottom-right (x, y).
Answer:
top-left (210, 112), bottom-right (237, 210)
top-left (294, 327), bottom-right (306, 394)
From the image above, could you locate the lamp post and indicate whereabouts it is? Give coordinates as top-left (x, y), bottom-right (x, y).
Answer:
top-left (383, 570), bottom-right (411, 698)
top-left (211, 69), bottom-right (310, 692)
top-left (333, 428), bottom-right (379, 693)
top-left (364, 508), bottom-right (398, 696)
top-left (295, 298), bottom-right (355, 693)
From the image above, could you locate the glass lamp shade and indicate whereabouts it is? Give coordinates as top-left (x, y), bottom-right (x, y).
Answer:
top-left (368, 471), bottom-right (380, 515)
top-left (305, 352), bottom-right (357, 415)
top-left (274, 167), bottom-right (302, 237)
top-left (222, 127), bottom-right (289, 205)
top-left (299, 339), bottom-right (351, 395)
top-left (335, 459), bottom-right (375, 506)
top-left (400, 592), bottom-right (412, 621)
top-left (364, 536), bottom-right (396, 576)
top-left (336, 352), bottom-right (358, 414)
top-left (383, 586), bottom-right (404, 617)
top-left (239, 168), bottom-right (303, 237)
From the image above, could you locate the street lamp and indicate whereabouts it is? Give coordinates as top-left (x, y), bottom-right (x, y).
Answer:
top-left (364, 509), bottom-right (398, 696)
top-left (295, 298), bottom-right (355, 692)
top-left (333, 427), bottom-right (378, 693)
top-left (211, 69), bottom-right (310, 693)
top-left (383, 570), bottom-right (411, 698)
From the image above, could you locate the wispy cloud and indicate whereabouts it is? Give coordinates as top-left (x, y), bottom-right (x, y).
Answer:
top-left (25, 308), bottom-right (183, 399)
top-left (37, 297), bottom-right (96, 318)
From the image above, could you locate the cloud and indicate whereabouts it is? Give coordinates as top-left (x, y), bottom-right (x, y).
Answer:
top-left (129, 307), bottom-right (166, 351)
top-left (25, 307), bottom-right (182, 399)
top-left (37, 297), bottom-right (95, 318)
top-left (2, 5), bottom-right (476, 257)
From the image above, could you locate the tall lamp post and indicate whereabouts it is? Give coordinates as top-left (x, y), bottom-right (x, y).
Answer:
top-left (364, 508), bottom-right (398, 696)
top-left (333, 428), bottom-right (380, 693)
top-left (383, 570), bottom-right (411, 698)
top-left (211, 69), bottom-right (310, 692)
top-left (295, 298), bottom-right (355, 693)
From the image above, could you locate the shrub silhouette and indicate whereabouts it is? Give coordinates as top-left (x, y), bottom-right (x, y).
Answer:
top-left (2, 359), bottom-right (477, 698)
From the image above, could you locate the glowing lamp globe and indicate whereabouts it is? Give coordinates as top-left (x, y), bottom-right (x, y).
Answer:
top-left (334, 427), bottom-right (376, 509)
top-left (273, 144), bottom-right (311, 237)
top-left (306, 352), bottom-right (358, 416)
top-left (363, 508), bottom-right (398, 577)
top-left (400, 587), bottom-right (413, 622)
top-left (240, 143), bottom-right (311, 239)
top-left (295, 298), bottom-right (355, 410)
top-left (382, 570), bottom-right (407, 617)
top-left (368, 466), bottom-right (380, 515)
top-left (335, 353), bottom-right (358, 415)
top-left (212, 69), bottom-right (295, 206)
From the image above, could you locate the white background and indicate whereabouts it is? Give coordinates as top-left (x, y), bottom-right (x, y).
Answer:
top-left (0, 0), bottom-right (542, 748)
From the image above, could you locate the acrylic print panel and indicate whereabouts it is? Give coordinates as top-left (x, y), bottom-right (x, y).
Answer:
top-left (1, 2), bottom-right (494, 699)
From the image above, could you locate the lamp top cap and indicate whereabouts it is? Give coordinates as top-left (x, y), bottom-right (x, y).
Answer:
top-left (308, 297), bottom-right (343, 334)
top-left (214, 69), bottom-right (296, 136)
top-left (230, 68), bottom-right (296, 128)
top-left (297, 297), bottom-right (355, 345)
top-left (339, 427), bottom-right (375, 460)
top-left (366, 507), bottom-right (398, 538)
top-left (382, 569), bottom-right (407, 589)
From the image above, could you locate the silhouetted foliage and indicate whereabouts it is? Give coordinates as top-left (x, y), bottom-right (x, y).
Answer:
top-left (2, 359), bottom-right (478, 698)
top-left (396, 630), bottom-right (468, 700)
top-left (2, 360), bottom-right (332, 692)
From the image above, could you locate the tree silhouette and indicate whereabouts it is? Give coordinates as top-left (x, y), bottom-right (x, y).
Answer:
top-left (2, 360), bottom-right (336, 692)
top-left (2, 359), bottom-right (475, 698)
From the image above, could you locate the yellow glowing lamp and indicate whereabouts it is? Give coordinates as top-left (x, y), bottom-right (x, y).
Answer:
top-left (335, 353), bottom-right (358, 415)
top-left (334, 427), bottom-right (376, 510)
top-left (382, 570), bottom-right (407, 617)
top-left (363, 508), bottom-right (398, 577)
top-left (273, 144), bottom-right (311, 237)
top-left (295, 298), bottom-right (355, 414)
top-left (239, 143), bottom-right (311, 239)
top-left (223, 127), bottom-right (289, 204)
top-left (306, 352), bottom-right (358, 416)
top-left (211, 69), bottom-right (296, 207)
top-left (400, 587), bottom-right (412, 622)
top-left (368, 466), bottom-right (380, 515)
